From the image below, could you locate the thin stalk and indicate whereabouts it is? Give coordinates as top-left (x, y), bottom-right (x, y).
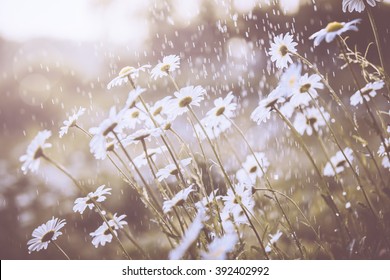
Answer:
top-left (52, 240), bottom-right (71, 260)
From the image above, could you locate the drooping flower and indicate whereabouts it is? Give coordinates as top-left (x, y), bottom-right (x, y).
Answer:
top-left (90, 213), bottom-right (127, 248)
top-left (268, 33), bottom-right (298, 69)
top-left (124, 87), bottom-right (146, 109)
top-left (236, 153), bottom-right (269, 184)
top-left (342, 0), bottom-right (381, 13)
top-left (151, 55), bottom-right (180, 80)
top-left (265, 230), bottom-right (283, 253)
top-left (20, 130), bottom-right (52, 174)
top-left (290, 73), bottom-right (323, 107)
top-left (323, 147), bottom-right (354, 176)
top-left (169, 207), bottom-right (208, 260)
top-left (59, 107), bottom-right (86, 138)
top-left (133, 146), bottom-right (168, 169)
top-left (293, 106), bottom-right (330, 136)
top-left (201, 233), bottom-right (238, 260)
top-left (310, 19), bottom-right (361, 47)
top-left (163, 184), bottom-right (194, 214)
top-left (73, 185), bottom-right (112, 214)
top-left (251, 88), bottom-right (284, 124)
top-left (167, 85), bottom-right (206, 118)
top-left (122, 127), bottom-right (162, 146)
top-left (107, 65), bottom-right (150, 90)
top-left (350, 80), bottom-right (384, 106)
top-left (27, 217), bottom-right (66, 253)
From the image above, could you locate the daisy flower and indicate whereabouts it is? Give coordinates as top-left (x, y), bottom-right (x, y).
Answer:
top-left (107, 65), bottom-right (150, 90)
top-left (293, 106), bottom-right (330, 136)
top-left (342, 0), bottom-right (381, 13)
top-left (124, 87), bottom-right (146, 109)
top-left (59, 107), bottom-right (86, 138)
top-left (201, 233), bottom-right (238, 260)
top-left (350, 80), bottom-right (384, 106)
top-left (207, 92), bottom-right (237, 121)
top-left (163, 184), bottom-right (194, 214)
top-left (122, 127), bottom-right (162, 146)
top-left (291, 73), bottom-right (323, 107)
top-left (167, 85), bottom-right (206, 118)
top-left (169, 208), bottom-right (208, 260)
top-left (120, 106), bottom-right (147, 130)
top-left (268, 33), bottom-right (298, 69)
top-left (223, 182), bottom-right (254, 214)
top-left (20, 130), bottom-right (52, 174)
top-left (236, 153), bottom-right (269, 184)
top-left (251, 88), bottom-right (283, 124)
top-left (89, 106), bottom-right (124, 160)
top-left (73, 185), bottom-right (112, 214)
top-left (90, 213), bottom-right (127, 248)
top-left (309, 19), bottom-right (361, 47)
top-left (377, 138), bottom-right (390, 170)
top-left (157, 158), bottom-right (192, 182)
top-left (27, 217), bottom-right (66, 253)
top-left (194, 115), bottom-right (231, 141)
top-left (323, 147), bottom-right (354, 176)
top-left (265, 230), bottom-right (283, 253)
top-left (279, 63), bottom-right (302, 95)
top-left (151, 55), bottom-right (180, 80)
top-left (133, 146), bottom-right (168, 169)
top-left (195, 189), bottom-right (222, 211)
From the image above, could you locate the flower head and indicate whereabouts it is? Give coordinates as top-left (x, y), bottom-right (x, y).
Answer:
top-left (133, 146), bottom-right (168, 169)
top-left (293, 106), bottom-right (330, 136)
top-left (350, 80), bottom-right (384, 106)
top-left (167, 85), bottom-right (206, 118)
top-left (310, 19), bottom-right (361, 47)
top-left (73, 185), bottom-right (112, 214)
top-left (151, 55), bottom-right (180, 80)
top-left (27, 217), bottom-right (66, 253)
top-left (201, 233), bottom-right (238, 260)
top-left (291, 73), bottom-right (323, 107)
top-left (268, 33), bottom-right (298, 69)
top-left (163, 184), bottom-right (194, 214)
top-left (251, 88), bottom-right (283, 124)
top-left (265, 230), bottom-right (283, 253)
top-left (236, 153), bottom-right (269, 184)
top-left (107, 65), bottom-right (150, 90)
top-left (324, 147), bottom-right (354, 176)
top-left (124, 87), bottom-right (146, 109)
top-left (342, 0), bottom-right (381, 13)
top-left (20, 130), bottom-right (52, 174)
top-left (90, 213), bottom-right (127, 248)
top-left (223, 182), bottom-right (254, 214)
top-left (59, 107), bottom-right (86, 138)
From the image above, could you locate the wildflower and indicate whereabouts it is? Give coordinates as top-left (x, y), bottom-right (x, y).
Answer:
top-left (378, 138), bottom-right (389, 157)
top-left (194, 116), bottom-right (231, 141)
top-left (291, 73), bottom-right (323, 107)
top-left (163, 184), bottom-right (194, 214)
top-left (350, 80), bottom-right (384, 106)
top-left (201, 233), bottom-right (238, 260)
top-left (120, 106), bottom-right (147, 130)
top-left (310, 19), bottom-right (361, 47)
top-left (293, 107), bottom-right (330, 136)
top-left (20, 130), bottom-right (52, 174)
top-left (279, 63), bottom-right (302, 95)
top-left (107, 65), bottom-right (150, 90)
top-left (236, 153), bottom-right (269, 184)
top-left (169, 207), bottom-right (208, 260)
top-left (268, 33), bottom-right (298, 69)
top-left (195, 189), bottom-right (222, 211)
top-left (133, 146), bottom-right (168, 169)
top-left (123, 127), bottom-right (162, 146)
top-left (157, 158), bottom-right (192, 183)
top-left (323, 147), bottom-right (354, 176)
top-left (124, 87), bottom-right (146, 109)
top-left (90, 213), bottom-right (127, 248)
top-left (151, 55), bottom-right (180, 80)
top-left (342, 0), bottom-right (381, 13)
top-left (73, 185), bottom-right (112, 214)
top-left (59, 107), bottom-right (86, 138)
top-left (207, 92), bottom-right (237, 121)
top-left (27, 217), bottom-right (66, 253)
top-left (223, 183), bottom-right (254, 214)
top-left (251, 88), bottom-right (283, 124)
top-left (265, 230), bottom-right (283, 253)
top-left (167, 86), bottom-right (206, 118)
top-left (89, 107), bottom-right (124, 160)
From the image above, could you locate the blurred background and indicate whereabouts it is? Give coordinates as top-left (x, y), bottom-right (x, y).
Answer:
top-left (1, 0), bottom-right (390, 259)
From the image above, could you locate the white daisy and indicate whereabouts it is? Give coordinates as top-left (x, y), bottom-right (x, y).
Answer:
top-left (122, 127), bottom-right (162, 146)
top-left (268, 33), bottom-right (298, 69)
top-left (27, 217), bottom-right (66, 253)
top-left (323, 147), bottom-right (354, 176)
top-left (201, 233), bottom-right (238, 260)
top-left (163, 184), bottom-right (194, 214)
top-left (195, 189), bottom-right (222, 211)
top-left (265, 230), bottom-right (283, 253)
top-left (251, 88), bottom-right (284, 124)
top-left (133, 146), bottom-right (168, 169)
top-left (236, 153), bottom-right (269, 184)
top-left (293, 107), bottom-right (330, 136)
top-left (167, 85), bottom-right (206, 118)
top-left (90, 213), bottom-right (127, 248)
top-left (207, 92), bottom-right (237, 121)
top-left (20, 130), bottom-right (52, 175)
top-left (89, 106), bottom-right (124, 160)
top-left (120, 105), bottom-right (147, 130)
top-left (350, 80), bottom-right (384, 106)
top-left (59, 107), bottom-right (86, 138)
top-left (194, 115), bottom-right (231, 141)
top-left (151, 55), bottom-right (180, 80)
top-left (310, 19), bottom-right (361, 47)
top-left (291, 73), bottom-right (323, 107)
top-left (124, 87), bottom-right (146, 109)
top-left (157, 158), bottom-right (192, 183)
top-left (169, 207), bottom-right (208, 260)
top-left (73, 185), bottom-right (112, 214)
top-left (107, 65), bottom-right (150, 90)
top-left (342, 0), bottom-right (381, 13)
top-left (378, 138), bottom-right (389, 157)
top-left (279, 63), bottom-right (302, 95)
top-left (223, 183), bottom-right (254, 214)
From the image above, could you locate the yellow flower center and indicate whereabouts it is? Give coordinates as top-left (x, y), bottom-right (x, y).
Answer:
top-left (215, 106), bottom-right (225, 116)
top-left (153, 106), bottom-right (163, 116)
top-left (41, 230), bottom-right (55, 242)
top-left (119, 66), bottom-right (135, 77)
top-left (179, 96), bottom-right (193, 108)
top-left (160, 64), bottom-right (170, 73)
top-left (249, 165), bottom-right (257, 173)
top-left (326, 22), bottom-right (344, 33)
top-left (103, 122), bottom-right (118, 136)
top-left (131, 111), bottom-right (139, 118)
top-left (300, 83), bottom-right (311, 93)
top-left (279, 45), bottom-right (288, 57)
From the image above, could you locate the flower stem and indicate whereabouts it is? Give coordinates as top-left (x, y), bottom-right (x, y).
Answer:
top-left (52, 240), bottom-right (70, 260)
